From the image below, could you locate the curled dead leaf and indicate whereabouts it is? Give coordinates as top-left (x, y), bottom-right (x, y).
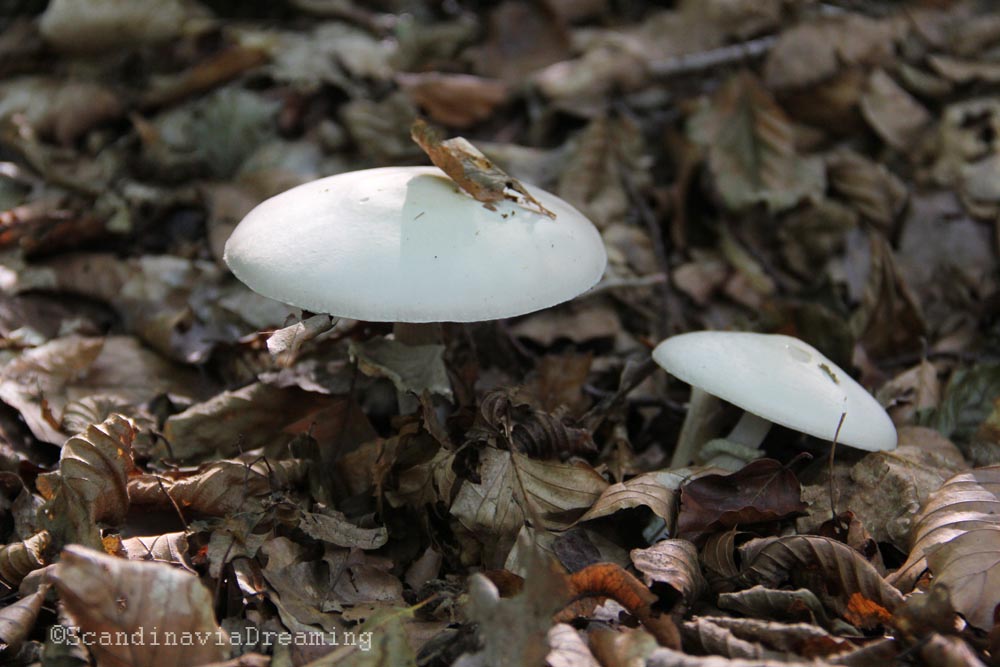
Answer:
top-left (0, 531), bottom-right (50, 587)
top-left (411, 119), bottom-right (555, 218)
top-left (37, 414), bottom-right (136, 549)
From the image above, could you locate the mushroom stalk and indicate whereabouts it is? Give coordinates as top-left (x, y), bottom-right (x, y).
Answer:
top-left (670, 393), bottom-right (772, 469)
top-left (725, 411), bottom-right (772, 449)
top-left (670, 387), bottom-right (722, 468)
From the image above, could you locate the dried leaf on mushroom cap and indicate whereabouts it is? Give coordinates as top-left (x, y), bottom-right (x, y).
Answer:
top-left (411, 118), bottom-right (555, 218)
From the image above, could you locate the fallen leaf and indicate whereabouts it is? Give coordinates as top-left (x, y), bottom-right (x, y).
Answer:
top-left (799, 426), bottom-right (968, 551)
top-left (890, 466), bottom-right (1000, 593)
top-left (128, 457), bottom-right (308, 516)
top-left (410, 119), bottom-right (554, 217)
top-left (0, 531), bottom-right (49, 587)
top-left (631, 540), bottom-right (706, 604)
top-left (850, 234), bottom-right (927, 359)
top-left (50, 545), bottom-right (229, 667)
top-left (38, 0), bottom-right (209, 53)
top-left (739, 535), bottom-right (904, 620)
top-left (449, 446), bottom-right (607, 565)
top-left (161, 383), bottom-right (335, 461)
top-left (350, 337), bottom-right (452, 400)
top-left (926, 527), bottom-right (1000, 630)
top-left (397, 72), bottom-right (508, 127)
top-left (929, 364), bottom-right (1000, 462)
top-left (547, 623), bottom-right (600, 667)
top-left (299, 505), bottom-right (388, 550)
top-left (677, 459), bottom-right (807, 541)
top-left (120, 532), bottom-right (194, 572)
top-left (687, 71), bottom-right (826, 213)
top-left (859, 69), bottom-right (932, 152)
top-left (717, 586), bottom-right (855, 634)
top-left (0, 335), bottom-right (201, 444)
top-left (0, 583), bottom-right (49, 655)
top-left (37, 414), bottom-right (137, 550)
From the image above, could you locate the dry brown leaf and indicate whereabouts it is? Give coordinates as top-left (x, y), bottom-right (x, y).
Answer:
top-left (557, 115), bottom-right (649, 230)
top-left (700, 530), bottom-right (740, 593)
top-left (516, 353), bottom-right (593, 417)
top-left (860, 69), bottom-right (932, 152)
top-left (891, 466), bottom-right (1000, 593)
top-left (681, 616), bottom-right (777, 661)
top-left (739, 536), bottom-right (904, 621)
top-left (472, 1), bottom-right (570, 83)
top-left (469, 389), bottom-right (595, 459)
top-left (879, 360), bottom-right (942, 426)
top-left (631, 539), bottom-right (706, 604)
top-left (0, 531), bottom-right (50, 587)
top-left (684, 616), bottom-right (851, 660)
top-left (687, 71), bottom-right (825, 213)
top-left (826, 150), bottom-right (907, 231)
top-left (299, 505), bottom-right (388, 550)
top-left (0, 335), bottom-right (199, 445)
top-left (799, 427), bottom-right (968, 551)
top-left (119, 533), bottom-right (193, 572)
top-left (449, 447), bottom-right (608, 565)
top-left (717, 586), bottom-right (853, 634)
top-left (37, 414), bottom-right (136, 550)
top-left (0, 583), bottom-right (48, 655)
top-left (926, 527), bottom-right (1000, 631)
top-left (851, 234), bottom-right (927, 359)
top-left (547, 623), bottom-right (600, 667)
top-left (51, 545), bottom-right (228, 667)
top-left (677, 459), bottom-right (807, 541)
top-left (578, 471), bottom-right (678, 528)
top-left (929, 54), bottom-right (1000, 84)
top-left (161, 383), bottom-right (335, 461)
top-left (397, 72), bottom-right (508, 127)
top-left (920, 633), bottom-right (989, 667)
top-left (763, 14), bottom-right (899, 90)
top-left (39, 0), bottom-right (208, 53)
top-left (411, 119), bottom-right (554, 218)
top-left (129, 458), bottom-right (309, 517)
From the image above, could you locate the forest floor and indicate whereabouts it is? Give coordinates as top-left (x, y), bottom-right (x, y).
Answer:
top-left (0, 1), bottom-right (999, 666)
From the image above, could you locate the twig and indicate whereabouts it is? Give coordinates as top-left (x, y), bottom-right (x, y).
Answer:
top-left (647, 36), bottom-right (777, 79)
top-left (828, 412), bottom-right (847, 523)
top-left (585, 273), bottom-right (667, 298)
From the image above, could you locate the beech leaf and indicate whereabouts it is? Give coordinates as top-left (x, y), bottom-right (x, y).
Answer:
top-left (739, 536), bottom-right (904, 621)
top-left (51, 545), bottom-right (228, 667)
top-left (410, 118), bottom-right (555, 217)
top-left (890, 466), bottom-right (1000, 593)
top-left (37, 414), bottom-right (137, 549)
top-left (677, 459), bottom-right (807, 540)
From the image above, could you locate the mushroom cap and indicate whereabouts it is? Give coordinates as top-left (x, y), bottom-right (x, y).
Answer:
top-left (223, 166), bottom-right (607, 323)
top-left (652, 331), bottom-right (897, 452)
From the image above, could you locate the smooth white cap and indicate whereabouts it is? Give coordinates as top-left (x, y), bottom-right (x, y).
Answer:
top-left (224, 166), bottom-right (607, 323)
top-left (652, 332), bottom-right (897, 452)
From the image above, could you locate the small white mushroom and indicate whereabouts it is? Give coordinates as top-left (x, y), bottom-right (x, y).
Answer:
top-left (652, 331), bottom-right (898, 468)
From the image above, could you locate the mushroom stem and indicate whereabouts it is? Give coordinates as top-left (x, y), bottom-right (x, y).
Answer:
top-left (393, 322), bottom-right (443, 346)
top-left (726, 411), bottom-right (772, 449)
top-left (670, 387), bottom-right (723, 468)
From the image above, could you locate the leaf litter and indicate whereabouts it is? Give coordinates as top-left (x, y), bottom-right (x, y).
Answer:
top-left (0, 0), bottom-right (999, 665)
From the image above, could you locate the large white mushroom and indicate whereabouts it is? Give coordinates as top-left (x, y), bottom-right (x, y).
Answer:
top-left (653, 331), bottom-right (897, 468)
top-left (223, 165), bottom-right (607, 345)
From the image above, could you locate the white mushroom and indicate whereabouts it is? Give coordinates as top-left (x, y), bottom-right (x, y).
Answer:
top-left (224, 165), bottom-right (607, 345)
top-left (652, 331), bottom-right (898, 468)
